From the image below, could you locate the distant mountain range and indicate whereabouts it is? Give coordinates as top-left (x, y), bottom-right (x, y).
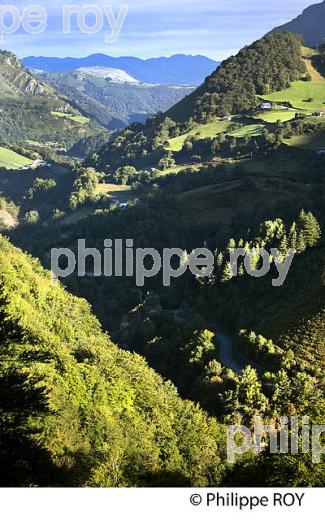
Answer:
top-left (23, 54), bottom-right (220, 86)
top-left (39, 69), bottom-right (195, 129)
top-left (271, 0), bottom-right (325, 47)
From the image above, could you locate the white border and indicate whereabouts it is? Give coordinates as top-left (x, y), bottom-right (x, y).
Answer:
top-left (0, 488), bottom-right (323, 520)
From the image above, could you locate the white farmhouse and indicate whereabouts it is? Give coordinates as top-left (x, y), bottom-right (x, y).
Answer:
top-left (260, 102), bottom-right (272, 110)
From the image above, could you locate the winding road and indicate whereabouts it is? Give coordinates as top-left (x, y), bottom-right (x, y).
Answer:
top-left (214, 330), bottom-right (263, 376)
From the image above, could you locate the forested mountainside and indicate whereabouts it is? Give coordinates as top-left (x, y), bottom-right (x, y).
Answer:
top-left (23, 54), bottom-right (219, 86)
top-left (271, 0), bottom-right (325, 48)
top-left (0, 50), bottom-right (106, 152)
top-left (1, 21), bottom-right (324, 488)
top-left (40, 70), bottom-right (195, 129)
top-left (8, 160), bottom-right (325, 486)
top-left (167, 32), bottom-right (306, 122)
top-left (88, 32), bottom-right (308, 172)
top-left (0, 236), bottom-right (226, 487)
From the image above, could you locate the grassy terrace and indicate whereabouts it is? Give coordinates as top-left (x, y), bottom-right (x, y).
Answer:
top-left (60, 184), bottom-right (135, 226)
top-left (94, 183), bottom-right (133, 202)
top-left (261, 81), bottom-right (325, 111)
top-left (0, 146), bottom-right (33, 169)
top-left (229, 123), bottom-right (265, 137)
top-left (164, 48), bottom-right (325, 162)
top-left (260, 46), bottom-right (325, 112)
top-left (284, 131), bottom-right (325, 150)
top-left (253, 110), bottom-right (297, 123)
top-left (51, 111), bottom-right (89, 124)
top-left (166, 118), bottom-right (270, 152)
top-left (167, 120), bottom-right (231, 151)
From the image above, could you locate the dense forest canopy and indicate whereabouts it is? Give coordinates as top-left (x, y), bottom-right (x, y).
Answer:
top-left (168, 31), bottom-right (307, 121)
top-left (0, 236), bottom-right (226, 487)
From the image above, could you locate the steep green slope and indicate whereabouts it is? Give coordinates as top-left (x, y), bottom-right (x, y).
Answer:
top-left (0, 50), bottom-right (106, 152)
top-left (258, 47), bottom-right (325, 112)
top-left (167, 32), bottom-right (307, 122)
top-left (88, 32), bottom-right (308, 173)
top-left (0, 236), bottom-right (225, 487)
top-left (0, 146), bottom-right (33, 169)
top-left (212, 241), bottom-right (325, 370)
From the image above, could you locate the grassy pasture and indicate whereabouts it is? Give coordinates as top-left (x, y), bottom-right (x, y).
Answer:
top-left (175, 175), bottom-right (312, 227)
top-left (60, 184), bottom-right (135, 225)
top-left (304, 58), bottom-right (325, 82)
top-left (94, 183), bottom-right (133, 202)
top-left (284, 131), bottom-right (325, 150)
top-left (253, 110), bottom-right (297, 123)
top-left (261, 81), bottom-right (325, 111)
top-left (260, 46), bottom-right (325, 111)
top-left (160, 163), bottom-right (203, 175)
top-left (228, 124), bottom-right (265, 137)
top-left (167, 120), bottom-right (231, 152)
top-left (51, 111), bottom-right (89, 124)
top-left (301, 46), bottom-right (324, 82)
top-left (61, 207), bottom-right (94, 225)
top-left (0, 146), bottom-right (33, 169)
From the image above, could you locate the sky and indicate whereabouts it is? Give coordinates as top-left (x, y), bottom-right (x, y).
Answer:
top-left (0, 0), bottom-right (321, 60)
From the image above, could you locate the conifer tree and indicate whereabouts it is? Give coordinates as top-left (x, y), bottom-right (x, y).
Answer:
top-left (296, 230), bottom-right (307, 254)
top-left (288, 223), bottom-right (297, 250)
top-left (304, 212), bottom-right (321, 247)
top-left (221, 262), bottom-right (234, 283)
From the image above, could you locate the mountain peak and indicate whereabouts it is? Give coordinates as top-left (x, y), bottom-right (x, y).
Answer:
top-left (271, 1), bottom-right (325, 47)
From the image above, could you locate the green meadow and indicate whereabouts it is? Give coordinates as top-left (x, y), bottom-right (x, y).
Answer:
top-left (94, 183), bottom-right (133, 202)
top-left (51, 111), bottom-right (89, 124)
top-left (0, 146), bottom-right (33, 169)
top-left (60, 184), bottom-right (135, 225)
top-left (167, 120), bottom-right (231, 151)
top-left (253, 110), bottom-right (297, 123)
top-left (261, 80), bottom-right (325, 111)
top-left (228, 124), bottom-right (265, 137)
top-left (284, 131), bottom-right (325, 150)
